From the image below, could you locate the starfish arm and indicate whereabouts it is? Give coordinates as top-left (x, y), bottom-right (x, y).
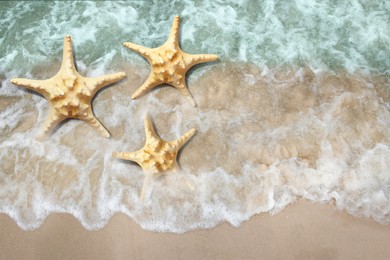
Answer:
top-left (123, 42), bottom-right (152, 60)
top-left (83, 112), bottom-right (110, 138)
top-left (143, 115), bottom-right (159, 140)
top-left (60, 35), bottom-right (77, 72)
top-left (175, 82), bottom-right (196, 106)
top-left (131, 74), bottom-right (160, 99)
top-left (185, 53), bottom-right (218, 67)
top-left (89, 72), bottom-right (126, 93)
top-left (41, 110), bottom-right (66, 136)
top-left (11, 78), bottom-right (50, 96)
top-left (112, 151), bottom-right (142, 164)
top-left (171, 128), bottom-right (196, 149)
top-left (164, 15), bottom-right (180, 49)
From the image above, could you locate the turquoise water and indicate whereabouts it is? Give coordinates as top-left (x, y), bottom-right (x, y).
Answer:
top-left (1, 0), bottom-right (389, 77)
top-left (0, 1), bottom-right (390, 232)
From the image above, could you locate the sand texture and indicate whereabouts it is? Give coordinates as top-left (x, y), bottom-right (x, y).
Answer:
top-left (1, 200), bottom-right (390, 260)
top-left (1, 63), bottom-right (390, 231)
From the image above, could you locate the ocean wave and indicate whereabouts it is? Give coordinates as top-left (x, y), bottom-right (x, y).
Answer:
top-left (1, 62), bottom-right (389, 232)
top-left (0, 0), bottom-right (389, 75)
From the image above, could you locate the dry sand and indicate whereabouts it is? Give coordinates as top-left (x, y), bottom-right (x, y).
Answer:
top-left (1, 200), bottom-right (390, 260)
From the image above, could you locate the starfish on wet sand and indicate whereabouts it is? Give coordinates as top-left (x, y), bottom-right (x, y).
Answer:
top-left (11, 35), bottom-right (126, 138)
top-left (124, 16), bottom-right (218, 106)
top-left (113, 115), bottom-right (196, 174)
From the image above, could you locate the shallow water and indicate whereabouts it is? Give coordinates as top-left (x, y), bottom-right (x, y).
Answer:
top-left (1, 0), bottom-right (389, 75)
top-left (0, 1), bottom-right (390, 232)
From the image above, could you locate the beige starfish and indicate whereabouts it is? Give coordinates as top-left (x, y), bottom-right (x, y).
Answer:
top-left (124, 16), bottom-right (218, 106)
top-left (113, 115), bottom-right (196, 174)
top-left (11, 35), bottom-right (126, 138)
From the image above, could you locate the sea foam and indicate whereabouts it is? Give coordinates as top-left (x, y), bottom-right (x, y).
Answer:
top-left (1, 62), bottom-right (389, 232)
top-left (0, 0), bottom-right (389, 76)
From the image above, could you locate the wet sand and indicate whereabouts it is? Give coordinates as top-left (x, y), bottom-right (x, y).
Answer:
top-left (1, 200), bottom-right (390, 260)
top-left (2, 63), bottom-right (390, 231)
top-left (1, 63), bottom-right (390, 258)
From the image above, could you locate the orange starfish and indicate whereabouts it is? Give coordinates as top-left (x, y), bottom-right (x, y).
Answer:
top-left (11, 35), bottom-right (126, 138)
top-left (124, 16), bottom-right (218, 106)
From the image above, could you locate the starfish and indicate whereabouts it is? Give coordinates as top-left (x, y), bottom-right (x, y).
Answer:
top-left (113, 115), bottom-right (196, 174)
top-left (11, 35), bottom-right (126, 138)
top-left (124, 16), bottom-right (218, 106)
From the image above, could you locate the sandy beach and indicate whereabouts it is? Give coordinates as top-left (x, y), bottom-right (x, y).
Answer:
top-left (1, 25), bottom-right (390, 260)
top-left (2, 2), bottom-right (390, 259)
top-left (1, 200), bottom-right (390, 260)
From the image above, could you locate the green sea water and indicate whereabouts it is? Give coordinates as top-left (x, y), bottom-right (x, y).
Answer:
top-left (0, 0), bottom-right (389, 76)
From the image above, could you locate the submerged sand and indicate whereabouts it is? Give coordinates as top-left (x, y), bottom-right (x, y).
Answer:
top-left (0, 62), bottom-right (390, 232)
